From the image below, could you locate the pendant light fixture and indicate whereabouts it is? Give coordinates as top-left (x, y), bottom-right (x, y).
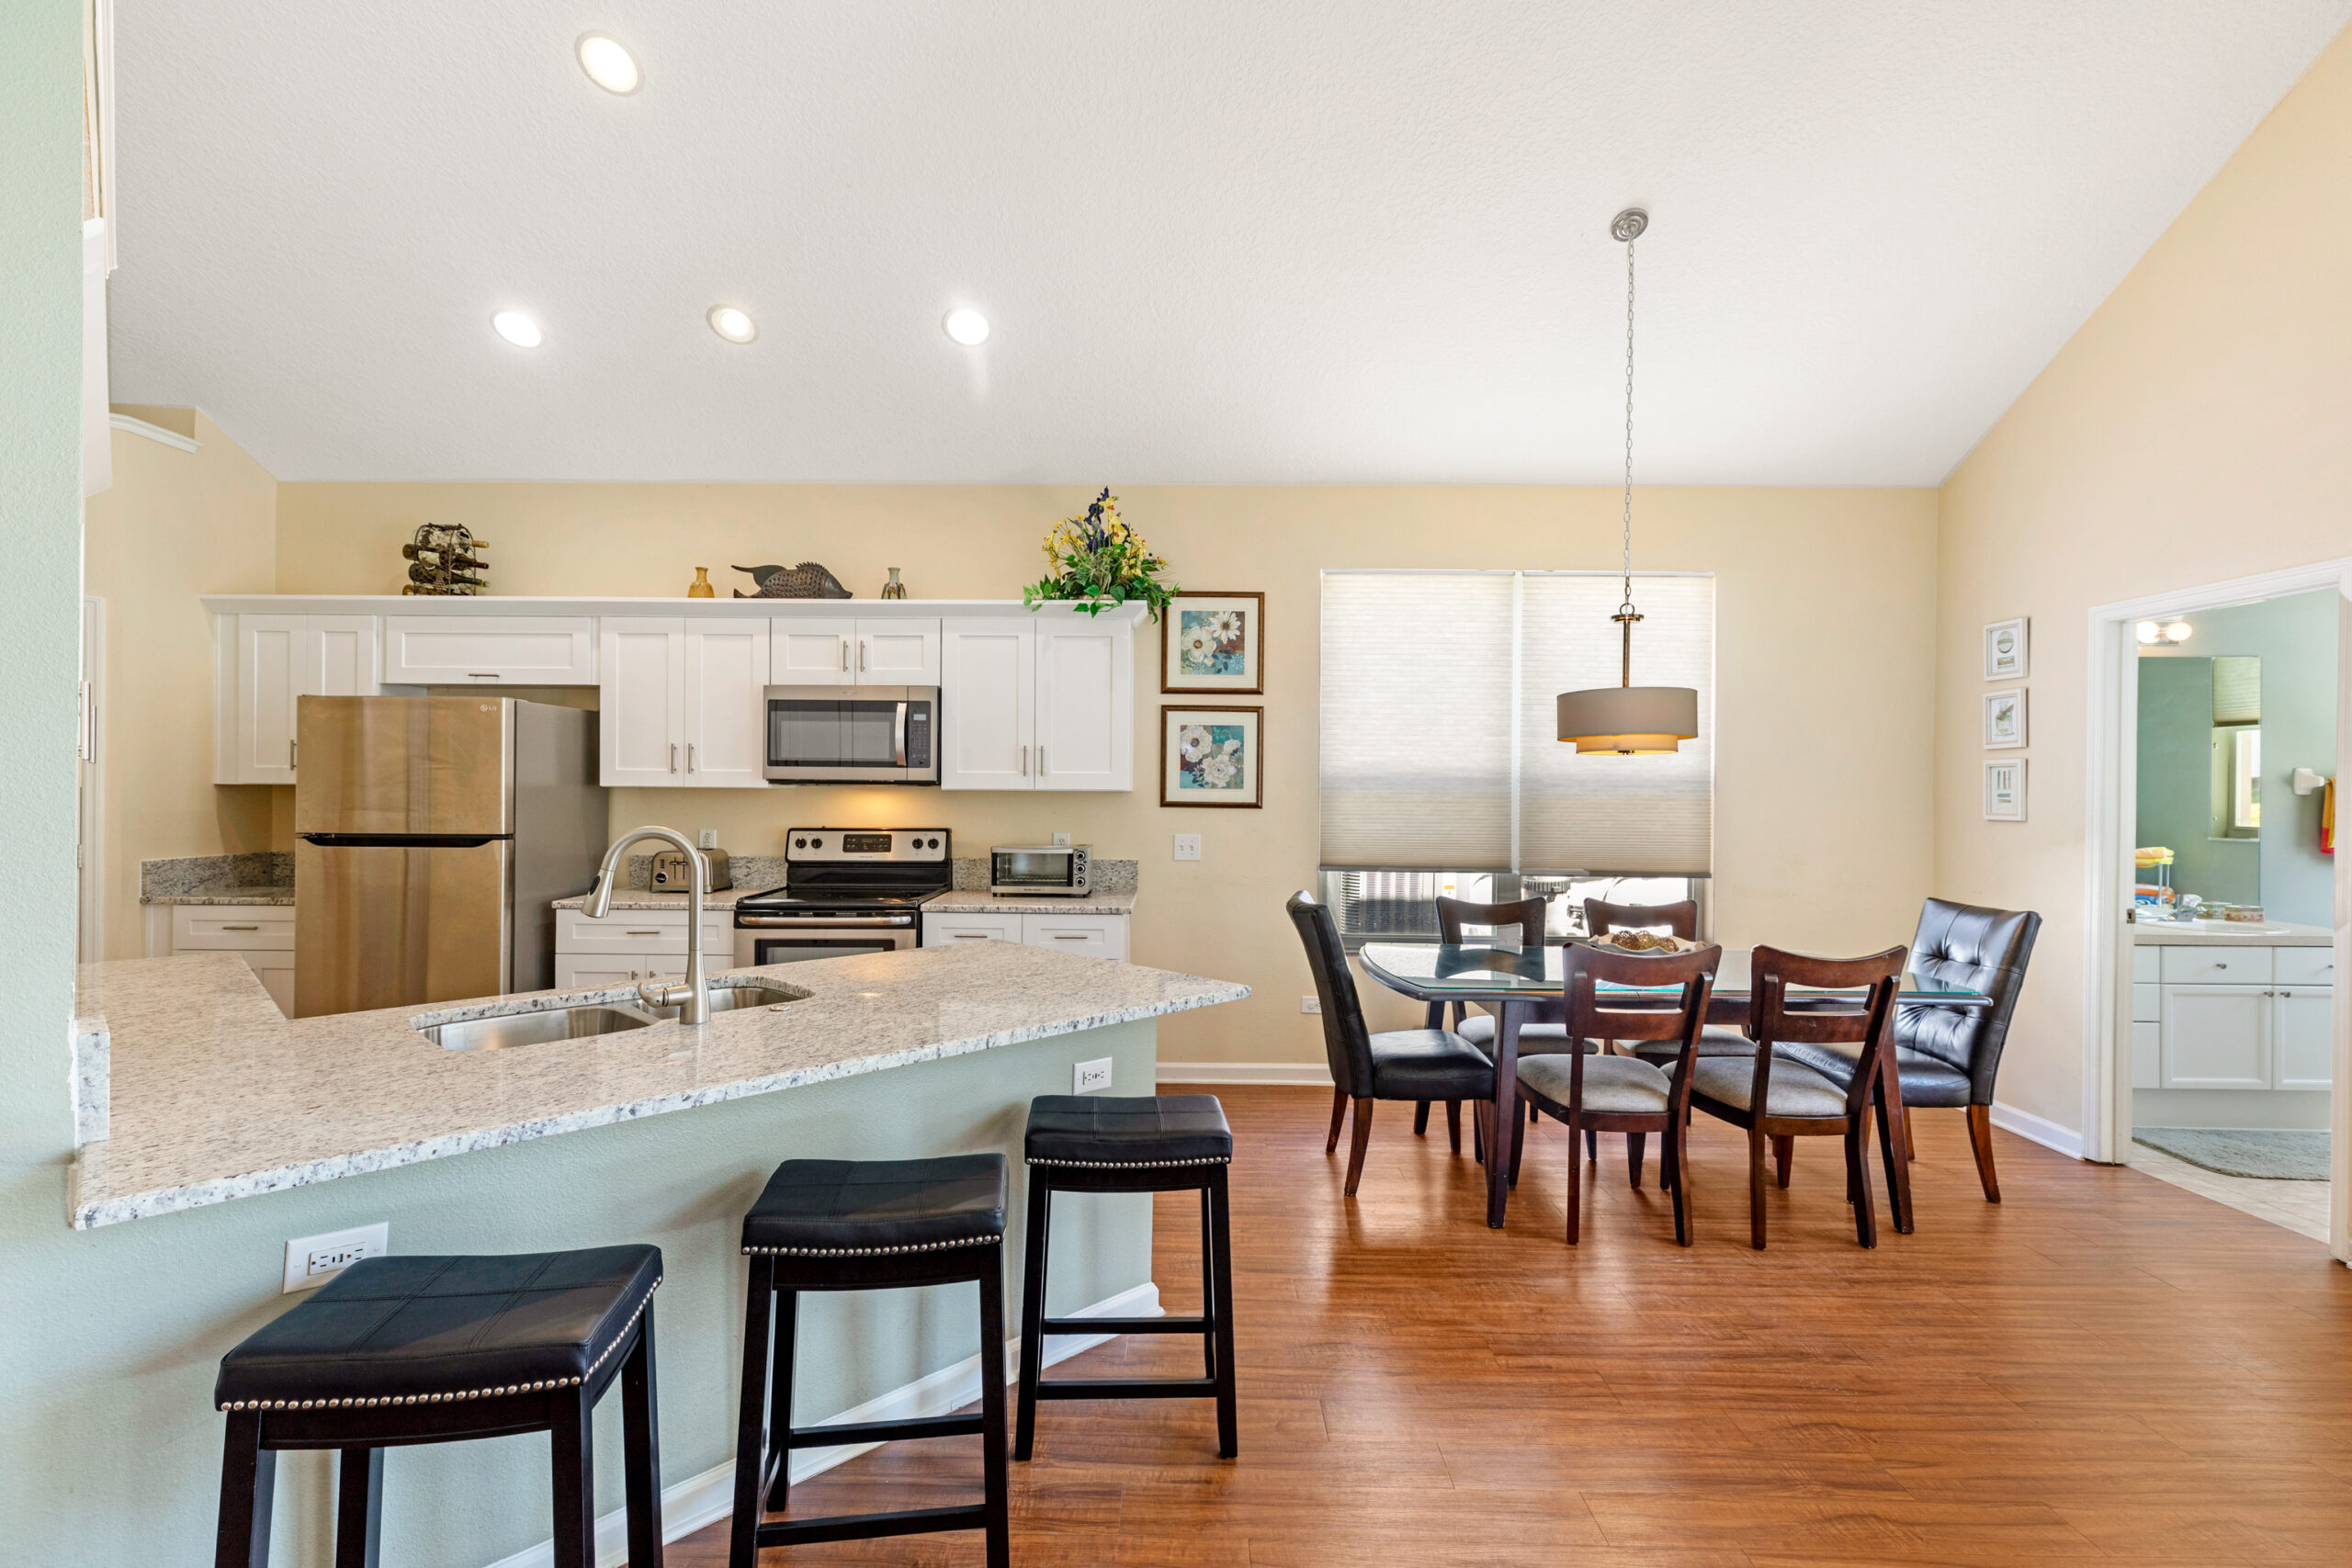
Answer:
top-left (1555, 207), bottom-right (1701, 755)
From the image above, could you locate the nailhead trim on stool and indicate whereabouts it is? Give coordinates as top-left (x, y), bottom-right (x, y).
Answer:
top-left (742, 1235), bottom-right (1002, 1258)
top-left (1026, 1156), bottom-right (1232, 1168)
top-left (217, 1284), bottom-right (657, 1411)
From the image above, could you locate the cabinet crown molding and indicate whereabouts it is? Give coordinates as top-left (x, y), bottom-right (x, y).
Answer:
top-left (201, 594), bottom-right (1148, 625)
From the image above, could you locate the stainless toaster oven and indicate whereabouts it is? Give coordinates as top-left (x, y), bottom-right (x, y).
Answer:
top-left (989, 845), bottom-right (1091, 897)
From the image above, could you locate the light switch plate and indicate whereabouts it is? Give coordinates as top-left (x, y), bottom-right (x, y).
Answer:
top-left (1173, 834), bottom-right (1202, 862)
top-left (284, 1222), bottom-right (389, 1293)
top-left (1074, 1056), bottom-right (1114, 1094)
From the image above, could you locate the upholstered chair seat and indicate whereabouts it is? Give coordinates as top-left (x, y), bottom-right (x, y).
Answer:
top-left (1519, 1053), bottom-right (1671, 1116)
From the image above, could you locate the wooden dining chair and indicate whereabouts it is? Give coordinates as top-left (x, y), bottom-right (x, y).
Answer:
top-left (1686, 945), bottom-right (1909, 1250)
top-left (1286, 892), bottom-right (1497, 1198)
top-left (1419, 896), bottom-right (1566, 1153)
top-left (1514, 942), bottom-right (1720, 1246)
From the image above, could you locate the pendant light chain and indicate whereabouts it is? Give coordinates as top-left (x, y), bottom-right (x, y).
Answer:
top-left (1620, 232), bottom-right (1636, 617)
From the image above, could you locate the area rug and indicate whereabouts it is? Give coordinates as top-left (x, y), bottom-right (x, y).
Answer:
top-left (2133, 1127), bottom-right (2331, 1180)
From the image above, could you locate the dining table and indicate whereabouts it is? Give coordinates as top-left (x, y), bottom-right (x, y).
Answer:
top-left (1356, 941), bottom-right (1997, 1228)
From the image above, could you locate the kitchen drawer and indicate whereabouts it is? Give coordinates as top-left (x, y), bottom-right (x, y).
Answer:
top-left (2132, 983), bottom-right (2161, 1023)
top-left (383, 615), bottom-right (596, 685)
top-left (2132, 945), bottom-right (2159, 983)
top-left (1023, 911), bottom-right (1127, 961)
top-left (173, 906), bottom-right (297, 952)
top-left (2275, 947), bottom-right (2337, 987)
top-left (2159, 945), bottom-right (2270, 985)
top-left (556, 908), bottom-right (731, 955)
top-left (554, 954), bottom-right (651, 990)
top-left (2131, 1021), bottom-right (2160, 1089)
top-left (922, 911), bottom-right (1023, 947)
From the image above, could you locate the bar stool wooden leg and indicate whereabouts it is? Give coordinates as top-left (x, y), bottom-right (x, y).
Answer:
top-left (549, 1385), bottom-right (595, 1568)
top-left (620, 1307), bottom-right (664, 1567)
top-left (727, 1257), bottom-right (774, 1568)
top-left (1013, 1177), bottom-right (1052, 1461)
top-left (765, 1289), bottom-right (797, 1515)
top-left (215, 1410), bottom-right (276, 1568)
top-left (334, 1447), bottom-right (383, 1568)
top-left (1199, 1188), bottom-right (1218, 1380)
top-left (977, 1247), bottom-right (1012, 1568)
top-left (1208, 1167), bottom-right (1239, 1460)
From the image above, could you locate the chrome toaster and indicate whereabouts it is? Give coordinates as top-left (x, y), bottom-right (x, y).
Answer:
top-left (650, 848), bottom-right (732, 891)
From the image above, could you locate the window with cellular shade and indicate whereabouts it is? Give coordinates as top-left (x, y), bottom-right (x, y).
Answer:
top-left (1318, 570), bottom-right (1713, 876)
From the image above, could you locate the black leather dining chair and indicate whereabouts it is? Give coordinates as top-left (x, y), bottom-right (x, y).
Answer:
top-left (1287, 891), bottom-right (1495, 1198)
top-left (1770, 898), bottom-right (2041, 1201)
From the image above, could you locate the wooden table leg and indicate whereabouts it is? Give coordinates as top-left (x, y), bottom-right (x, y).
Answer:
top-left (1486, 1001), bottom-right (1523, 1227)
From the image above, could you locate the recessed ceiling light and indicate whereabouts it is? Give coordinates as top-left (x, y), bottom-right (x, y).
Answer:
top-left (943, 307), bottom-right (990, 345)
top-left (492, 310), bottom-right (543, 348)
top-left (707, 305), bottom-right (757, 344)
top-left (576, 33), bottom-right (641, 95)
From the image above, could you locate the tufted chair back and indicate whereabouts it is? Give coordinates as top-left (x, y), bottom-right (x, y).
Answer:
top-left (1899, 898), bottom-right (2041, 1104)
top-left (1287, 891), bottom-right (1375, 1099)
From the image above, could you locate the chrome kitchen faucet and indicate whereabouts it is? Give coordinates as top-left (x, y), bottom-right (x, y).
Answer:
top-left (590, 826), bottom-right (711, 1024)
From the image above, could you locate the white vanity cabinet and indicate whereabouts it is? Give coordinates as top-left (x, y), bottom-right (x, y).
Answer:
top-left (213, 614), bottom-right (382, 784)
top-left (596, 617), bottom-right (770, 787)
top-left (2149, 942), bottom-right (2333, 1092)
top-left (938, 616), bottom-right (1132, 791)
top-left (922, 908), bottom-right (1129, 961)
top-left (552, 907), bottom-right (734, 988)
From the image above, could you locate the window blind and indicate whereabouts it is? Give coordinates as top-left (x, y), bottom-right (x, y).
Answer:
top-left (1319, 570), bottom-right (1713, 875)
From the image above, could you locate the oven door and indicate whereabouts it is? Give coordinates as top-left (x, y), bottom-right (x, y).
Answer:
top-left (734, 911), bottom-right (921, 965)
top-left (763, 686), bottom-right (938, 784)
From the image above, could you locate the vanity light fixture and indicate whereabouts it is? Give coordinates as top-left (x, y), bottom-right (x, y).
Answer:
top-left (491, 310), bottom-right (544, 348)
top-left (943, 307), bottom-right (990, 345)
top-left (1555, 209), bottom-right (1700, 755)
top-left (707, 305), bottom-right (757, 344)
top-left (2136, 619), bottom-right (2194, 646)
top-left (575, 33), bottom-right (641, 95)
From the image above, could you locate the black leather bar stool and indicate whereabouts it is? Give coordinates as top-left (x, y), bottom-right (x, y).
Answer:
top-left (728, 1155), bottom-right (1010, 1568)
top-left (213, 1247), bottom-right (664, 1568)
top-left (1015, 1094), bottom-right (1237, 1461)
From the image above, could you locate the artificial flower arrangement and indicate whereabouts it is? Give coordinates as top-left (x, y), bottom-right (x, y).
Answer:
top-left (1022, 488), bottom-right (1179, 620)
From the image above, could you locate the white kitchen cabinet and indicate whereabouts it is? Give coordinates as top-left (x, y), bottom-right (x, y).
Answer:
top-left (382, 615), bottom-right (595, 685)
top-left (214, 614), bottom-right (382, 784)
top-left (553, 955), bottom-right (651, 990)
top-left (941, 619), bottom-right (1037, 789)
top-left (922, 909), bottom-right (1024, 946)
top-left (922, 908), bottom-right (1129, 961)
top-left (1035, 622), bottom-right (1131, 791)
top-left (684, 620), bottom-right (769, 786)
top-left (771, 618), bottom-right (856, 685)
top-left (602, 618), bottom-right (769, 787)
top-left (164, 904), bottom-right (297, 1015)
top-left (2274, 987), bottom-right (2334, 1090)
top-left (859, 619), bottom-right (941, 684)
top-left (554, 907), bottom-right (734, 992)
top-left (2161, 984), bottom-right (2272, 1089)
top-left (940, 616), bottom-right (1131, 791)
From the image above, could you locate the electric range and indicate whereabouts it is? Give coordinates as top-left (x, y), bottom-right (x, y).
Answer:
top-left (730, 828), bottom-right (952, 966)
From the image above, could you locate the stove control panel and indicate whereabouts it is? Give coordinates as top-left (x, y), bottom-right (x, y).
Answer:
top-left (786, 828), bottom-right (950, 863)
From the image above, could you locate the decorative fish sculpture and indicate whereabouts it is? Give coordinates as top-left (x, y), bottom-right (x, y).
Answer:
top-left (731, 562), bottom-right (853, 600)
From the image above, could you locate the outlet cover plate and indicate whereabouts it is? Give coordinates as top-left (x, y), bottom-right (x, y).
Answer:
top-left (284, 1222), bottom-right (389, 1293)
top-left (1074, 1056), bottom-right (1114, 1094)
top-left (1052, 831), bottom-right (1071, 847)
top-left (1173, 834), bottom-right (1202, 862)
top-left (1302, 995), bottom-right (1321, 1013)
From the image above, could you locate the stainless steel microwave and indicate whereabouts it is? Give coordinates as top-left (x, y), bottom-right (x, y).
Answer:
top-left (763, 686), bottom-right (938, 784)
top-left (990, 844), bottom-right (1091, 897)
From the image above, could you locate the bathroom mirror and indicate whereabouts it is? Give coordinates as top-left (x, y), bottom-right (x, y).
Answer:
top-left (2209, 655), bottom-right (2260, 841)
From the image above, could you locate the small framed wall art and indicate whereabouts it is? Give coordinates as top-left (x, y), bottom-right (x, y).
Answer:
top-left (1984, 617), bottom-right (2029, 681)
top-left (1984, 758), bottom-right (2026, 821)
top-left (1984, 688), bottom-right (2027, 749)
top-left (1161, 705), bottom-right (1262, 808)
top-left (1162, 591), bottom-right (1264, 694)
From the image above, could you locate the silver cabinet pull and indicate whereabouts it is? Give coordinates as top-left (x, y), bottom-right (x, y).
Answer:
top-left (840, 642), bottom-right (849, 672)
top-left (626, 930), bottom-right (662, 937)
top-left (468, 672), bottom-right (500, 680)
top-left (1040, 746), bottom-right (1046, 776)
top-left (1020, 745), bottom-right (1029, 776)
top-left (288, 740), bottom-right (296, 768)
top-left (222, 924), bottom-right (260, 931)
top-left (953, 931), bottom-right (993, 940)
top-left (1051, 933), bottom-right (1089, 942)
top-left (688, 742), bottom-right (696, 773)
top-left (860, 639), bottom-right (868, 672)
top-left (670, 742), bottom-right (679, 773)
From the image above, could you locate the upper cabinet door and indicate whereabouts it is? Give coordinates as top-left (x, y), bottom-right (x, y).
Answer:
top-left (1035, 620), bottom-right (1133, 791)
top-left (856, 619), bottom-right (942, 684)
top-left (306, 615), bottom-right (382, 698)
top-left (940, 618), bottom-right (1035, 790)
top-left (683, 619), bottom-right (770, 787)
top-left (235, 614), bottom-right (304, 784)
top-left (599, 618), bottom-right (687, 786)
top-left (383, 615), bottom-right (595, 684)
top-left (770, 617), bottom-right (855, 686)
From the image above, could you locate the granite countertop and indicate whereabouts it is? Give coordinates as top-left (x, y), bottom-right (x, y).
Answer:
top-left (2132, 919), bottom-right (2335, 946)
top-left (141, 852), bottom-right (296, 907)
top-left (141, 881), bottom-right (296, 908)
top-left (67, 943), bottom-right (1247, 1229)
top-left (925, 890), bottom-right (1139, 915)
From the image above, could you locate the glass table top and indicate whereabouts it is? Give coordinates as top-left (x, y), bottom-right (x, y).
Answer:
top-left (1357, 942), bottom-right (1992, 1005)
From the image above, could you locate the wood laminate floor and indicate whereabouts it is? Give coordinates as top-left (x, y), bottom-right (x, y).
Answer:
top-left (673, 1084), bottom-right (2352, 1566)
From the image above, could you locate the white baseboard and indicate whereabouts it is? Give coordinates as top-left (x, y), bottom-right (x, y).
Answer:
top-left (1990, 1100), bottom-right (2085, 1160)
top-left (1156, 1060), bottom-right (1331, 1087)
top-left (483, 1280), bottom-right (1161, 1568)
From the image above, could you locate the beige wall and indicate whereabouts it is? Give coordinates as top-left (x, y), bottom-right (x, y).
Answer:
top-left (84, 411), bottom-right (280, 957)
top-left (277, 481), bottom-right (1939, 1064)
top-left (1935, 28), bottom-right (2352, 1133)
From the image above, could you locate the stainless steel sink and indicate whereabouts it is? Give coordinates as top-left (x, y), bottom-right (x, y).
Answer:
top-left (421, 1005), bottom-right (656, 1052)
top-left (634, 983), bottom-right (803, 1021)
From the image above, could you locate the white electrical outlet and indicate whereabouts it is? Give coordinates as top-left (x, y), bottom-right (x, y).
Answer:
top-left (1301, 995), bottom-right (1321, 1014)
top-left (698, 828), bottom-right (718, 851)
top-left (1052, 831), bottom-right (1071, 848)
top-left (1074, 1056), bottom-right (1114, 1094)
top-left (1173, 834), bottom-right (1202, 862)
top-left (283, 1222), bottom-right (389, 1293)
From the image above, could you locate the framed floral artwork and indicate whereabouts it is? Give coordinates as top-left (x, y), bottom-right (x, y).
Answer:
top-left (1162, 591), bottom-right (1264, 694)
top-left (1984, 617), bottom-right (2029, 681)
top-left (1984, 688), bottom-right (2026, 749)
top-left (1161, 705), bottom-right (1262, 808)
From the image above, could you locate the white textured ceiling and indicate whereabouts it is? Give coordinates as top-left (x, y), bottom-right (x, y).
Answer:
top-left (108, 2), bottom-right (2350, 484)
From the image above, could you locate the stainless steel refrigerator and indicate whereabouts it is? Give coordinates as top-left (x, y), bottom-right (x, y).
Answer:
top-left (294, 696), bottom-right (606, 1018)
